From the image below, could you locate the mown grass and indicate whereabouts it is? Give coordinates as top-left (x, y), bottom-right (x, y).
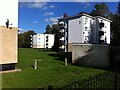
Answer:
top-left (2, 48), bottom-right (106, 88)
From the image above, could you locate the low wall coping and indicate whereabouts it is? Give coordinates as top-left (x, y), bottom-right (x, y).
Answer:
top-left (72, 43), bottom-right (109, 47)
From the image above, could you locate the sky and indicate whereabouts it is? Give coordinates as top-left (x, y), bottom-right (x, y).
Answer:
top-left (18, 2), bottom-right (119, 34)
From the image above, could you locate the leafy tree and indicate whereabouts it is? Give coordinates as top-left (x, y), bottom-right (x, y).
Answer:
top-left (117, 1), bottom-right (120, 16)
top-left (44, 25), bottom-right (52, 34)
top-left (23, 30), bottom-right (35, 48)
top-left (51, 24), bottom-right (61, 52)
top-left (18, 34), bottom-right (24, 48)
top-left (111, 1), bottom-right (120, 46)
top-left (90, 2), bottom-right (110, 17)
top-left (18, 30), bottom-right (35, 48)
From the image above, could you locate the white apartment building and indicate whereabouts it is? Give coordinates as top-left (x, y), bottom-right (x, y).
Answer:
top-left (31, 34), bottom-right (55, 49)
top-left (58, 13), bottom-right (111, 52)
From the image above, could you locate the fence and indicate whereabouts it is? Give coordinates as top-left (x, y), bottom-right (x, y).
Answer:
top-left (46, 72), bottom-right (120, 90)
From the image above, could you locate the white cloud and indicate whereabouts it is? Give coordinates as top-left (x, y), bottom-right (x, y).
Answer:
top-left (81, 2), bottom-right (91, 8)
top-left (18, 28), bottom-right (25, 34)
top-left (49, 5), bottom-right (55, 8)
top-left (44, 18), bottom-right (49, 22)
top-left (44, 16), bottom-right (62, 24)
top-left (43, 7), bottom-right (48, 9)
top-left (33, 21), bottom-right (38, 24)
top-left (44, 12), bottom-right (54, 16)
top-left (49, 17), bottom-right (58, 24)
top-left (29, 2), bottom-right (47, 8)
top-left (18, 28), bottom-right (23, 31)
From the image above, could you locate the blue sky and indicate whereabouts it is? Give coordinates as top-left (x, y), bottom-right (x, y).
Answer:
top-left (18, 2), bottom-right (118, 33)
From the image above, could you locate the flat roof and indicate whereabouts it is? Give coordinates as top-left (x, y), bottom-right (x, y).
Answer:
top-left (58, 13), bottom-right (111, 22)
top-left (58, 13), bottom-right (94, 21)
top-left (95, 16), bottom-right (112, 22)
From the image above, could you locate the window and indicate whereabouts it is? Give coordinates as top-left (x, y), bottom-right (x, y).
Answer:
top-left (78, 21), bottom-right (81, 24)
top-left (99, 20), bottom-right (104, 29)
top-left (85, 17), bottom-right (88, 24)
top-left (46, 39), bottom-right (48, 42)
top-left (46, 36), bottom-right (48, 38)
top-left (64, 23), bottom-right (66, 26)
top-left (85, 27), bottom-right (88, 31)
top-left (88, 31), bottom-right (91, 35)
top-left (46, 43), bottom-right (48, 46)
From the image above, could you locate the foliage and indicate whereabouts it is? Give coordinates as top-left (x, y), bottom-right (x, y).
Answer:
top-left (18, 30), bottom-right (35, 48)
top-left (51, 24), bottom-right (61, 52)
top-left (2, 48), bottom-right (105, 88)
top-left (44, 24), bottom-right (61, 52)
top-left (44, 25), bottom-right (52, 34)
top-left (111, 1), bottom-right (120, 46)
top-left (18, 34), bottom-right (24, 47)
top-left (90, 2), bottom-right (110, 17)
top-left (117, 1), bottom-right (120, 16)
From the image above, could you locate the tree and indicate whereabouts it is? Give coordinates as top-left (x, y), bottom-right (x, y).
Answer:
top-left (18, 34), bottom-right (24, 48)
top-left (51, 24), bottom-right (61, 52)
top-left (90, 2), bottom-right (110, 17)
top-left (23, 30), bottom-right (35, 48)
top-left (111, 1), bottom-right (120, 46)
top-left (117, 1), bottom-right (120, 16)
top-left (18, 30), bottom-right (35, 48)
top-left (44, 25), bottom-right (52, 34)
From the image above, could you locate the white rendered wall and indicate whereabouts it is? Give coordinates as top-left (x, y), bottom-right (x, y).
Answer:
top-left (33, 35), bottom-right (37, 45)
top-left (32, 34), bottom-right (54, 48)
top-left (68, 17), bottom-right (83, 43)
top-left (98, 18), bottom-right (110, 44)
top-left (68, 16), bottom-right (95, 44)
top-left (44, 34), bottom-right (54, 48)
top-left (47, 34), bottom-right (54, 48)
top-left (0, 0), bottom-right (18, 27)
top-left (83, 16), bottom-right (94, 43)
top-left (37, 34), bottom-right (44, 48)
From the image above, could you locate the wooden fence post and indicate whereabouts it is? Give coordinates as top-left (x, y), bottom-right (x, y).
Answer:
top-left (48, 85), bottom-right (53, 90)
top-left (115, 73), bottom-right (117, 90)
top-left (65, 58), bottom-right (67, 66)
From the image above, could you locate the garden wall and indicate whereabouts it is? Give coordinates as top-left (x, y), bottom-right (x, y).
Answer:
top-left (72, 43), bottom-right (110, 68)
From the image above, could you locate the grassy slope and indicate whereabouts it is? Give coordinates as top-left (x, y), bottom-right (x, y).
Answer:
top-left (2, 48), bottom-right (105, 88)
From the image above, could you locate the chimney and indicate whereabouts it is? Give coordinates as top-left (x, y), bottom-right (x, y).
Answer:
top-left (63, 12), bottom-right (68, 18)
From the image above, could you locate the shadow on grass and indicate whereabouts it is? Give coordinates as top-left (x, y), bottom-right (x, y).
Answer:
top-left (33, 48), bottom-right (52, 52)
top-left (49, 52), bottom-right (72, 63)
top-left (30, 65), bottom-right (35, 69)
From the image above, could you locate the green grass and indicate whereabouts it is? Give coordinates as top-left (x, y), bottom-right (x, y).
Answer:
top-left (2, 48), bottom-right (106, 88)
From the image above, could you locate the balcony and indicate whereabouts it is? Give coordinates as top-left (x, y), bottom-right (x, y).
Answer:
top-left (60, 29), bottom-right (64, 33)
top-left (99, 22), bottom-right (104, 29)
top-left (99, 31), bottom-right (104, 37)
top-left (59, 37), bottom-right (64, 41)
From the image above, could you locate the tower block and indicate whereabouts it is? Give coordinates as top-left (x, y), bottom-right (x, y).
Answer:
top-left (0, 26), bottom-right (18, 71)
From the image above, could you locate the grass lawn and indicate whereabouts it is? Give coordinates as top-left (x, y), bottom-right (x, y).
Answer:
top-left (2, 48), bottom-right (106, 88)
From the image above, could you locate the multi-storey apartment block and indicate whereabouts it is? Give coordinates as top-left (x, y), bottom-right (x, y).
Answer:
top-left (0, 0), bottom-right (18, 71)
top-left (58, 13), bottom-right (111, 52)
top-left (31, 34), bottom-right (55, 49)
